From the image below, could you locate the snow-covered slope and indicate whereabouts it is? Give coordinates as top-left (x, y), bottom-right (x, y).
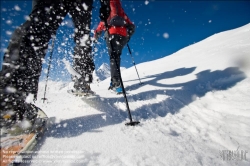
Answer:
top-left (93, 63), bottom-right (127, 82)
top-left (33, 23), bottom-right (250, 166)
top-left (93, 63), bottom-right (110, 82)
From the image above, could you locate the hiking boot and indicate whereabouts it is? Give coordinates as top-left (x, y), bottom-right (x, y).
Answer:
top-left (73, 81), bottom-right (91, 93)
top-left (115, 84), bottom-right (123, 94)
top-left (73, 76), bottom-right (92, 90)
top-left (70, 85), bottom-right (94, 94)
top-left (69, 78), bottom-right (95, 96)
top-left (109, 81), bottom-right (123, 94)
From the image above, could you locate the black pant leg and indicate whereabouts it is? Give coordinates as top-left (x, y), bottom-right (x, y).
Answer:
top-left (69, 0), bottom-right (94, 83)
top-left (106, 34), bottom-right (128, 85)
top-left (0, 0), bottom-right (68, 99)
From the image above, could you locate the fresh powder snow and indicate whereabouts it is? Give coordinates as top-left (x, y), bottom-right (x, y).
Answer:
top-left (29, 23), bottom-right (250, 166)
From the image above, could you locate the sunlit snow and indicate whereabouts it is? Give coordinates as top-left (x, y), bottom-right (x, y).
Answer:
top-left (25, 23), bottom-right (250, 166)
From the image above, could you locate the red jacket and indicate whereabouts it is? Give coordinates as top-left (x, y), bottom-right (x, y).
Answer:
top-left (95, 0), bottom-right (134, 37)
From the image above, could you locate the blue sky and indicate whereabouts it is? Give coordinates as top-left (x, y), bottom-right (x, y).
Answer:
top-left (1, 0), bottom-right (250, 81)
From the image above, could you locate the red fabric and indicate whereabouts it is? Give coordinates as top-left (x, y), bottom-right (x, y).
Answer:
top-left (95, 22), bottom-right (105, 34)
top-left (94, 0), bottom-right (134, 37)
top-left (95, 23), bottom-right (127, 37)
top-left (109, 26), bottom-right (127, 36)
top-left (108, 0), bottom-right (133, 25)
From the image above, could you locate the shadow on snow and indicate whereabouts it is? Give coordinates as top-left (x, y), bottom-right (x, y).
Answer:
top-left (46, 67), bottom-right (246, 138)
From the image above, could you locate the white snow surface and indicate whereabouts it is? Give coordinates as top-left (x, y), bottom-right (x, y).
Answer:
top-left (93, 63), bottom-right (127, 83)
top-left (32, 24), bottom-right (250, 165)
top-left (93, 63), bottom-right (111, 82)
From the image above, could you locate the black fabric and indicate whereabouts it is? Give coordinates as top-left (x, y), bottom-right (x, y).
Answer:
top-left (109, 15), bottom-right (126, 27)
top-left (105, 34), bottom-right (128, 85)
top-left (73, 76), bottom-right (90, 91)
top-left (0, 0), bottom-right (94, 98)
top-left (99, 3), bottom-right (111, 21)
top-left (0, 0), bottom-right (113, 127)
top-left (73, 46), bottom-right (94, 80)
top-left (126, 23), bottom-right (135, 37)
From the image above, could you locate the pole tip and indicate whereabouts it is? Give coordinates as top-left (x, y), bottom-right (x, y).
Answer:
top-left (125, 121), bottom-right (140, 126)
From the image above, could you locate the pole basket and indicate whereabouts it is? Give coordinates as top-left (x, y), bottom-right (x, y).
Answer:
top-left (41, 98), bottom-right (48, 103)
top-left (125, 121), bottom-right (140, 126)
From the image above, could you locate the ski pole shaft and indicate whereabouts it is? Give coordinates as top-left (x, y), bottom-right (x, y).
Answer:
top-left (127, 44), bottom-right (143, 85)
top-left (92, 41), bottom-right (97, 58)
top-left (42, 37), bottom-right (55, 103)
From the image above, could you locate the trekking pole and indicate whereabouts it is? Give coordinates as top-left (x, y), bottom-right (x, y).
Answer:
top-left (127, 44), bottom-right (143, 85)
top-left (104, 21), bottom-right (139, 126)
top-left (41, 37), bottom-right (55, 103)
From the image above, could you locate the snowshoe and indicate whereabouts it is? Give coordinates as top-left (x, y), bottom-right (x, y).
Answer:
top-left (67, 89), bottom-right (96, 97)
top-left (0, 105), bottom-right (48, 166)
top-left (68, 81), bottom-right (95, 97)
